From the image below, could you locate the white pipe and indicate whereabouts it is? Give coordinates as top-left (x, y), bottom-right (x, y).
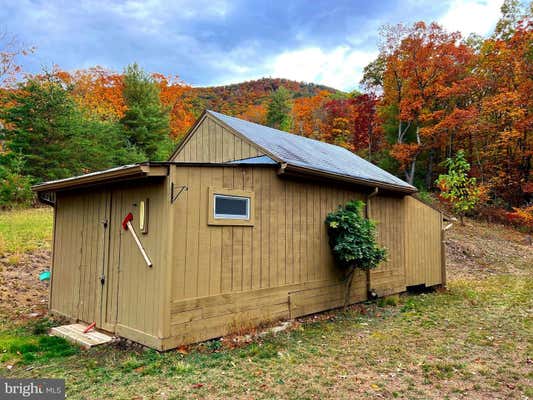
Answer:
top-left (126, 221), bottom-right (153, 267)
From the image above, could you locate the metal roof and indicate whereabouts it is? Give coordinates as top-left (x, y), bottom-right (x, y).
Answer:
top-left (32, 163), bottom-right (169, 192)
top-left (208, 110), bottom-right (416, 193)
top-left (226, 155), bottom-right (278, 165)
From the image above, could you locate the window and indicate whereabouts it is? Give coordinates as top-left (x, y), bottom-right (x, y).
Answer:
top-left (208, 187), bottom-right (254, 226)
top-left (214, 195), bottom-right (250, 220)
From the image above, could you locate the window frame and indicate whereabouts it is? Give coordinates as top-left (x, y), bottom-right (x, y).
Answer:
top-left (208, 187), bottom-right (254, 226)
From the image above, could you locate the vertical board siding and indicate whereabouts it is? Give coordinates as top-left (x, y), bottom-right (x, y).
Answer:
top-left (111, 182), bottom-right (168, 337)
top-left (171, 116), bottom-right (264, 162)
top-left (168, 165), bottom-right (370, 346)
top-left (51, 181), bottom-right (169, 343)
top-left (368, 196), bottom-right (407, 296)
top-left (52, 191), bottom-right (108, 324)
top-left (404, 196), bottom-right (443, 287)
top-left (170, 166), bottom-right (365, 305)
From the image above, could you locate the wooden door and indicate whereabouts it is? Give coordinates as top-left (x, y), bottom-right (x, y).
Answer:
top-left (74, 190), bottom-right (111, 326)
top-left (99, 190), bottom-right (120, 332)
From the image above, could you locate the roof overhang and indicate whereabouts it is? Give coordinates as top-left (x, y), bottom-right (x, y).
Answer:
top-left (31, 163), bottom-right (169, 193)
top-left (279, 163), bottom-right (418, 194)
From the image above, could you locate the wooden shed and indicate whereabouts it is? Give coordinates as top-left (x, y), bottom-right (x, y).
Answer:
top-left (33, 110), bottom-right (445, 350)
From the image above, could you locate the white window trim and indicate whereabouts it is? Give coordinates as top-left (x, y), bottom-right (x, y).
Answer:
top-left (213, 194), bottom-right (250, 220)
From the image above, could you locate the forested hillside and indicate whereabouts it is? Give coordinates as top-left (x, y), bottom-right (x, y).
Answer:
top-left (189, 78), bottom-right (339, 116)
top-left (0, 0), bottom-right (531, 229)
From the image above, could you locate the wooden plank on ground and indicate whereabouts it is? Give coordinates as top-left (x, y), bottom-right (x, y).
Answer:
top-left (51, 323), bottom-right (114, 349)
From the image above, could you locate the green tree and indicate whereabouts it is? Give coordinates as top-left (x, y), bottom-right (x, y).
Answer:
top-left (0, 77), bottom-right (88, 181)
top-left (436, 150), bottom-right (483, 225)
top-left (120, 63), bottom-right (172, 160)
top-left (0, 75), bottom-right (136, 186)
top-left (266, 86), bottom-right (292, 131)
top-left (493, 0), bottom-right (530, 40)
top-left (0, 154), bottom-right (33, 208)
top-left (325, 200), bottom-right (387, 309)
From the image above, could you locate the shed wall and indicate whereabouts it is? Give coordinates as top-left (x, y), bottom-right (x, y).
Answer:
top-left (50, 180), bottom-right (170, 347)
top-left (404, 196), bottom-right (443, 287)
top-left (171, 116), bottom-right (264, 163)
top-left (367, 195), bottom-right (407, 296)
top-left (166, 165), bottom-right (369, 348)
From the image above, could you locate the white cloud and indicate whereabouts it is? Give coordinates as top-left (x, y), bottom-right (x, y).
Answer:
top-left (268, 46), bottom-right (378, 91)
top-left (439, 0), bottom-right (503, 36)
top-left (203, 45), bottom-right (377, 91)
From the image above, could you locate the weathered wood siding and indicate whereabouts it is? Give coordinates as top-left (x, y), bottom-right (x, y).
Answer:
top-left (404, 196), bottom-right (443, 287)
top-left (367, 195), bottom-right (407, 296)
top-left (171, 115), bottom-right (264, 163)
top-left (166, 165), bottom-right (367, 348)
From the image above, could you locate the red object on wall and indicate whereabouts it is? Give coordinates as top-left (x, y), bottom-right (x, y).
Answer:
top-left (122, 212), bottom-right (133, 230)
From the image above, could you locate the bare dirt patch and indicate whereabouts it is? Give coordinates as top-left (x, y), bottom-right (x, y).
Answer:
top-left (0, 250), bottom-right (51, 323)
top-left (445, 220), bottom-right (532, 279)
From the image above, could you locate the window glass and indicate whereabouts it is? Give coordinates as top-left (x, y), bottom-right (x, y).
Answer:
top-left (214, 195), bottom-right (249, 219)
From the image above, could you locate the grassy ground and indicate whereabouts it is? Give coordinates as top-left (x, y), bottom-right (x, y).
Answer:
top-left (0, 207), bottom-right (53, 255)
top-left (0, 210), bottom-right (531, 399)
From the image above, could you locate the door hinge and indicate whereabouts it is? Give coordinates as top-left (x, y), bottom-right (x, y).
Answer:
top-left (100, 275), bottom-right (105, 285)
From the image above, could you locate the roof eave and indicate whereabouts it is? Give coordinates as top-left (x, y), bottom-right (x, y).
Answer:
top-left (31, 164), bottom-right (169, 193)
top-left (281, 163), bottom-right (417, 194)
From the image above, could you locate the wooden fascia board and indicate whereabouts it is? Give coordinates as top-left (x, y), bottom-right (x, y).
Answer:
top-left (32, 165), bottom-right (168, 192)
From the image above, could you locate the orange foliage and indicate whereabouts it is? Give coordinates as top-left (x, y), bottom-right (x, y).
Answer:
top-left (506, 205), bottom-right (533, 231)
top-left (292, 90), bottom-right (330, 139)
top-left (52, 67), bottom-right (126, 119)
top-left (154, 73), bottom-right (195, 139)
top-left (237, 103), bottom-right (267, 125)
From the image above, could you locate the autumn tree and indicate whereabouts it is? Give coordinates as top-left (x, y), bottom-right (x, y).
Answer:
top-left (266, 86), bottom-right (292, 131)
top-left (292, 90), bottom-right (330, 138)
top-left (471, 12), bottom-right (532, 206)
top-left (120, 63), bottom-right (172, 160)
top-left (0, 32), bottom-right (34, 87)
top-left (237, 103), bottom-right (267, 125)
top-left (493, 0), bottom-right (530, 40)
top-left (365, 22), bottom-right (473, 186)
top-left (0, 76), bottom-right (133, 184)
top-left (64, 67), bottom-right (126, 120)
top-left (154, 73), bottom-right (195, 139)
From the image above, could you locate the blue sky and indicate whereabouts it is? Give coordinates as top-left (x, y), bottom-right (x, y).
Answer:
top-left (1, 0), bottom-right (503, 91)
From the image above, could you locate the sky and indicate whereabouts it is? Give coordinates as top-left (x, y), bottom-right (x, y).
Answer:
top-left (1, 0), bottom-right (504, 91)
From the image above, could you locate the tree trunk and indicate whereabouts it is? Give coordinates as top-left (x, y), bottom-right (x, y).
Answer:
top-left (425, 149), bottom-right (434, 190)
top-left (343, 266), bottom-right (356, 310)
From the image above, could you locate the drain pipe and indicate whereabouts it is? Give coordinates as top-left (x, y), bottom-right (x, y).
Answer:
top-left (365, 187), bottom-right (379, 300)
